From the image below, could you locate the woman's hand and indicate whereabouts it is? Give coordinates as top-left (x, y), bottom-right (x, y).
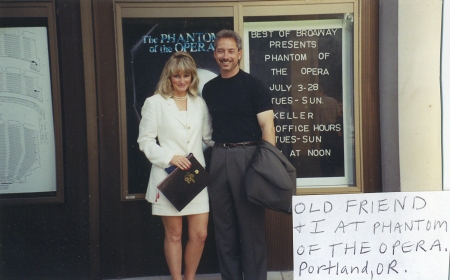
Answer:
top-left (170, 155), bottom-right (192, 170)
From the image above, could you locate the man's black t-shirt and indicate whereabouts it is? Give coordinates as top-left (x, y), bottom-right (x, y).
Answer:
top-left (203, 69), bottom-right (272, 143)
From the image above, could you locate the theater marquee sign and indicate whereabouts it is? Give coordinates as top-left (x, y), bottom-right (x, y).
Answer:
top-left (244, 16), bottom-right (356, 189)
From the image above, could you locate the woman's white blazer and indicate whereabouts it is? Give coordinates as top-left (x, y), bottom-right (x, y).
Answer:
top-left (137, 93), bottom-right (214, 203)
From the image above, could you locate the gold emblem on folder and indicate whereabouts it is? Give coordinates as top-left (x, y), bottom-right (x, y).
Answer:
top-left (184, 172), bottom-right (195, 184)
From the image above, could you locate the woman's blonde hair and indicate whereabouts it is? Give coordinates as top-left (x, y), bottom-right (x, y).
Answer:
top-left (154, 52), bottom-right (199, 98)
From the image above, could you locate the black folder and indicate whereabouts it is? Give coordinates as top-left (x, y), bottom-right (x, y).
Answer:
top-left (157, 154), bottom-right (210, 212)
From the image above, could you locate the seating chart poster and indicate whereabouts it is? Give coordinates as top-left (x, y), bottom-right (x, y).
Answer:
top-left (0, 27), bottom-right (56, 194)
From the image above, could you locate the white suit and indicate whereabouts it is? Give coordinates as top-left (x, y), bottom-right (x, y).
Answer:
top-left (137, 93), bottom-right (214, 207)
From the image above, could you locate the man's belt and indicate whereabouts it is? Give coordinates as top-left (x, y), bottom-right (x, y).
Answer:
top-left (215, 141), bottom-right (258, 148)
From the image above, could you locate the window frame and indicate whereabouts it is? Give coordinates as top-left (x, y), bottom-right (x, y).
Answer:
top-left (114, 0), bottom-right (380, 199)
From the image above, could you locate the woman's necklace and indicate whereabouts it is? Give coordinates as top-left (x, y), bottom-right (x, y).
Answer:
top-left (173, 95), bottom-right (187, 101)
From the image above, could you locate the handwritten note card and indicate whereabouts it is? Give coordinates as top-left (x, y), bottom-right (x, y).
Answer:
top-left (292, 191), bottom-right (450, 279)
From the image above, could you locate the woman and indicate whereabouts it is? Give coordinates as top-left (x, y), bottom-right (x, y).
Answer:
top-left (137, 52), bottom-right (214, 280)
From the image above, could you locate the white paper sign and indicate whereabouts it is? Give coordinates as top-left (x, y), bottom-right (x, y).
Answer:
top-left (292, 191), bottom-right (450, 279)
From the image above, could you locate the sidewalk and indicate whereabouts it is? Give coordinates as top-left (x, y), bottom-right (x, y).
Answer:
top-left (126, 271), bottom-right (293, 280)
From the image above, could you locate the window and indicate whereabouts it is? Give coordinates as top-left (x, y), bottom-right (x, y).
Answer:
top-left (115, 1), bottom-right (380, 199)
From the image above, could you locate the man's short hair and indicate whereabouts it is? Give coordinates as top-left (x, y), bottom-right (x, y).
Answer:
top-left (214, 29), bottom-right (242, 51)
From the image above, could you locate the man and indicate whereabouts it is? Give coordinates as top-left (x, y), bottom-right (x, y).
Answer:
top-left (203, 29), bottom-right (275, 280)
